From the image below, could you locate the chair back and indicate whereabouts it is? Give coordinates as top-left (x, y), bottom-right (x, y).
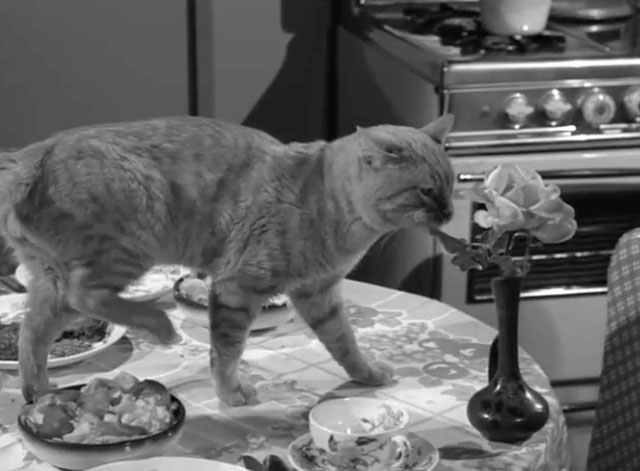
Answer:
top-left (587, 228), bottom-right (640, 470)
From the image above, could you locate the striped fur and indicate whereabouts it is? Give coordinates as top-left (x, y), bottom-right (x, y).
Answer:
top-left (0, 115), bottom-right (454, 404)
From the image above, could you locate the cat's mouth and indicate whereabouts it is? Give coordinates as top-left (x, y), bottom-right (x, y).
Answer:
top-left (386, 201), bottom-right (452, 228)
top-left (411, 188), bottom-right (453, 227)
top-left (409, 206), bottom-right (452, 227)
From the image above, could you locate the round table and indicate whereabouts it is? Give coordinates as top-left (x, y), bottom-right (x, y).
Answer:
top-left (0, 279), bottom-right (570, 471)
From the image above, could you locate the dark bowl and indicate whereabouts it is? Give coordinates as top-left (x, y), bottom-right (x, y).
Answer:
top-left (17, 384), bottom-right (186, 471)
top-left (173, 274), bottom-right (209, 309)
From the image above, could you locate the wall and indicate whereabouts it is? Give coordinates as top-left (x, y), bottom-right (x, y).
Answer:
top-left (0, 0), bottom-right (190, 148)
top-left (0, 0), bottom-right (333, 147)
top-left (195, 0), bottom-right (333, 142)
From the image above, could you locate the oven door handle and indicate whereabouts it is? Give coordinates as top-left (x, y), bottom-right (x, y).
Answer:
top-left (458, 168), bottom-right (640, 183)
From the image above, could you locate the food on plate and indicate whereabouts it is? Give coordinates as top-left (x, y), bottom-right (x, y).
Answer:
top-left (175, 271), bottom-right (291, 310)
top-left (0, 317), bottom-right (109, 361)
top-left (20, 372), bottom-right (178, 444)
top-left (15, 264), bottom-right (188, 300)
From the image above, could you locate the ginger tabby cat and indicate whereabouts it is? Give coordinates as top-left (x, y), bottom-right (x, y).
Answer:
top-left (0, 115), bottom-right (455, 405)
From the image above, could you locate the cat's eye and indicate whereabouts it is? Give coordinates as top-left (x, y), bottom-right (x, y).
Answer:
top-left (418, 186), bottom-right (435, 200)
top-left (383, 146), bottom-right (407, 160)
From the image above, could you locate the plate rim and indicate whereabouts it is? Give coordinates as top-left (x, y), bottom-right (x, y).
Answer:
top-left (287, 432), bottom-right (440, 471)
top-left (0, 310), bottom-right (127, 370)
top-left (87, 456), bottom-right (248, 471)
top-left (173, 275), bottom-right (296, 331)
top-left (14, 264), bottom-right (186, 302)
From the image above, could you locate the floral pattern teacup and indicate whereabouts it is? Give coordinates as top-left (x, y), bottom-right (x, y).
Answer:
top-left (308, 397), bottom-right (412, 471)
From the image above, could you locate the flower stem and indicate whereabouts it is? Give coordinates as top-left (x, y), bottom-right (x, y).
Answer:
top-left (506, 231), bottom-right (516, 256)
top-left (524, 232), bottom-right (532, 260)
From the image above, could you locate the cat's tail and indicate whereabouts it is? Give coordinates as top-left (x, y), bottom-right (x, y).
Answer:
top-left (0, 143), bottom-right (48, 238)
top-left (0, 149), bottom-right (22, 209)
top-left (0, 150), bottom-right (23, 243)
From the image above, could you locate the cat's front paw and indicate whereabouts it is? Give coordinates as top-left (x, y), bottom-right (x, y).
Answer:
top-left (154, 317), bottom-right (180, 345)
top-left (352, 361), bottom-right (395, 386)
top-left (138, 306), bottom-right (179, 345)
top-left (217, 381), bottom-right (258, 407)
top-left (21, 377), bottom-right (55, 403)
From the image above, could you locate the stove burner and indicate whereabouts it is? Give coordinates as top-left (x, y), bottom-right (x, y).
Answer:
top-left (404, 7), bottom-right (567, 56)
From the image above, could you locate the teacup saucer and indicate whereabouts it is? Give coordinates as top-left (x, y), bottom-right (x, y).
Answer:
top-left (287, 433), bottom-right (439, 471)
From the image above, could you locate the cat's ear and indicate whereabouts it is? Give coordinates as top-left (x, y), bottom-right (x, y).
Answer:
top-left (420, 114), bottom-right (455, 144)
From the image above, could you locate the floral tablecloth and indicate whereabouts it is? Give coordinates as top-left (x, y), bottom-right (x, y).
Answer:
top-left (0, 280), bottom-right (571, 471)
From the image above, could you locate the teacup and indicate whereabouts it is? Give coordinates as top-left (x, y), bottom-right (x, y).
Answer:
top-left (308, 397), bottom-right (412, 471)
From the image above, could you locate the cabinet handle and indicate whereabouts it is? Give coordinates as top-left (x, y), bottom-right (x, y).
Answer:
top-left (458, 168), bottom-right (640, 183)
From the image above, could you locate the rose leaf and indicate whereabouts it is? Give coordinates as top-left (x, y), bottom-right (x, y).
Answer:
top-left (452, 247), bottom-right (488, 272)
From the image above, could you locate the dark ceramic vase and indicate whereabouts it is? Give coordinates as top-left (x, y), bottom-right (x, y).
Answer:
top-left (466, 276), bottom-right (550, 444)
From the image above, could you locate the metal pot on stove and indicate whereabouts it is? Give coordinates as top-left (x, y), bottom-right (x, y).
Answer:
top-left (550, 0), bottom-right (634, 22)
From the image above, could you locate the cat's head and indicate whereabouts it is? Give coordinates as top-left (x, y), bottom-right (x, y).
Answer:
top-left (341, 114), bottom-right (455, 231)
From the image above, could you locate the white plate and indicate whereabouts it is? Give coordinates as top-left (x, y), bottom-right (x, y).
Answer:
top-left (252, 307), bottom-right (296, 332)
top-left (88, 456), bottom-right (247, 471)
top-left (0, 294), bottom-right (127, 370)
top-left (175, 277), bottom-right (296, 332)
top-left (178, 301), bottom-right (296, 333)
top-left (15, 264), bottom-right (188, 302)
top-left (287, 433), bottom-right (439, 471)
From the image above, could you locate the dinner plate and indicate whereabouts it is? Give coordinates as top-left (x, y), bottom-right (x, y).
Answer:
top-left (287, 433), bottom-right (439, 471)
top-left (177, 298), bottom-right (296, 333)
top-left (0, 294), bottom-right (127, 370)
top-left (174, 275), bottom-right (296, 332)
top-left (15, 264), bottom-right (189, 302)
top-left (88, 456), bottom-right (247, 471)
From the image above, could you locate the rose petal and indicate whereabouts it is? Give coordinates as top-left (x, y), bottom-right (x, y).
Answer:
top-left (529, 197), bottom-right (575, 221)
top-left (504, 186), bottom-right (525, 207)
top-left (520, 183), bottom-right (546, 208)
top-left (485, 165), bottom-right (511, 194)
top-left (519, 167), bottom-right (545, 186)
top-left (520, 212), bottom-right (548, 230)
top-left (467, 185), bottom-right (493, 204)
top-left (542, 182), bottom-right (561, 199)
top-left (492, 195), bottom-right (525, 229)
top-left (531, 218), bottom-right (578, 244)
top-left (473, 210), bottom-right (495, 228)
top-left (477, 164), bottom-right (577, 246)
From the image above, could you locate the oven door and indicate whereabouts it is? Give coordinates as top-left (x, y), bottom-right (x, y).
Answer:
top-left (459, 168), bottom-right (640, 305)
top-left (440, 149), bottom-right (640, 389)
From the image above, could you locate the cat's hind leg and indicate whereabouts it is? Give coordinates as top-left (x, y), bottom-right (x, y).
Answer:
top-left (208, 281), bottom-right (261, 406)
top-left (19, 265), bottom-right (78, 402)
top-left (290, 278), bottom-right (395, 386)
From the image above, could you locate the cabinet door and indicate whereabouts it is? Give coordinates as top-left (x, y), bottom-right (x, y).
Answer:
top-left (0, 0), bottom-right (189, 147)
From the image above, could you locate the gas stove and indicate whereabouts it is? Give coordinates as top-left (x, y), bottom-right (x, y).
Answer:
top-left (346, 0), bottom-right (640, 154)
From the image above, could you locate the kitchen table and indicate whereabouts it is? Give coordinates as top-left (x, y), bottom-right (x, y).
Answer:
top-left (0, 279), bottom-right (570, 471)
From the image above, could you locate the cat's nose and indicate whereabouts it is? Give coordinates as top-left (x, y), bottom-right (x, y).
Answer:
top-left (419, 186), bottom-right (453, 223)
top-left (441, 203), bottom-right (454, 223)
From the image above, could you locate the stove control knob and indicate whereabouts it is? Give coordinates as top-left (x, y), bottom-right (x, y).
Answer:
top-left (539, 89), bottom-right (572, 125)
top-left (503, 93), bottom-right (534, 128)
top-left (580, 88), bottom-right (617, 128)
top-left (623, 85), bottom-right (640, 122)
